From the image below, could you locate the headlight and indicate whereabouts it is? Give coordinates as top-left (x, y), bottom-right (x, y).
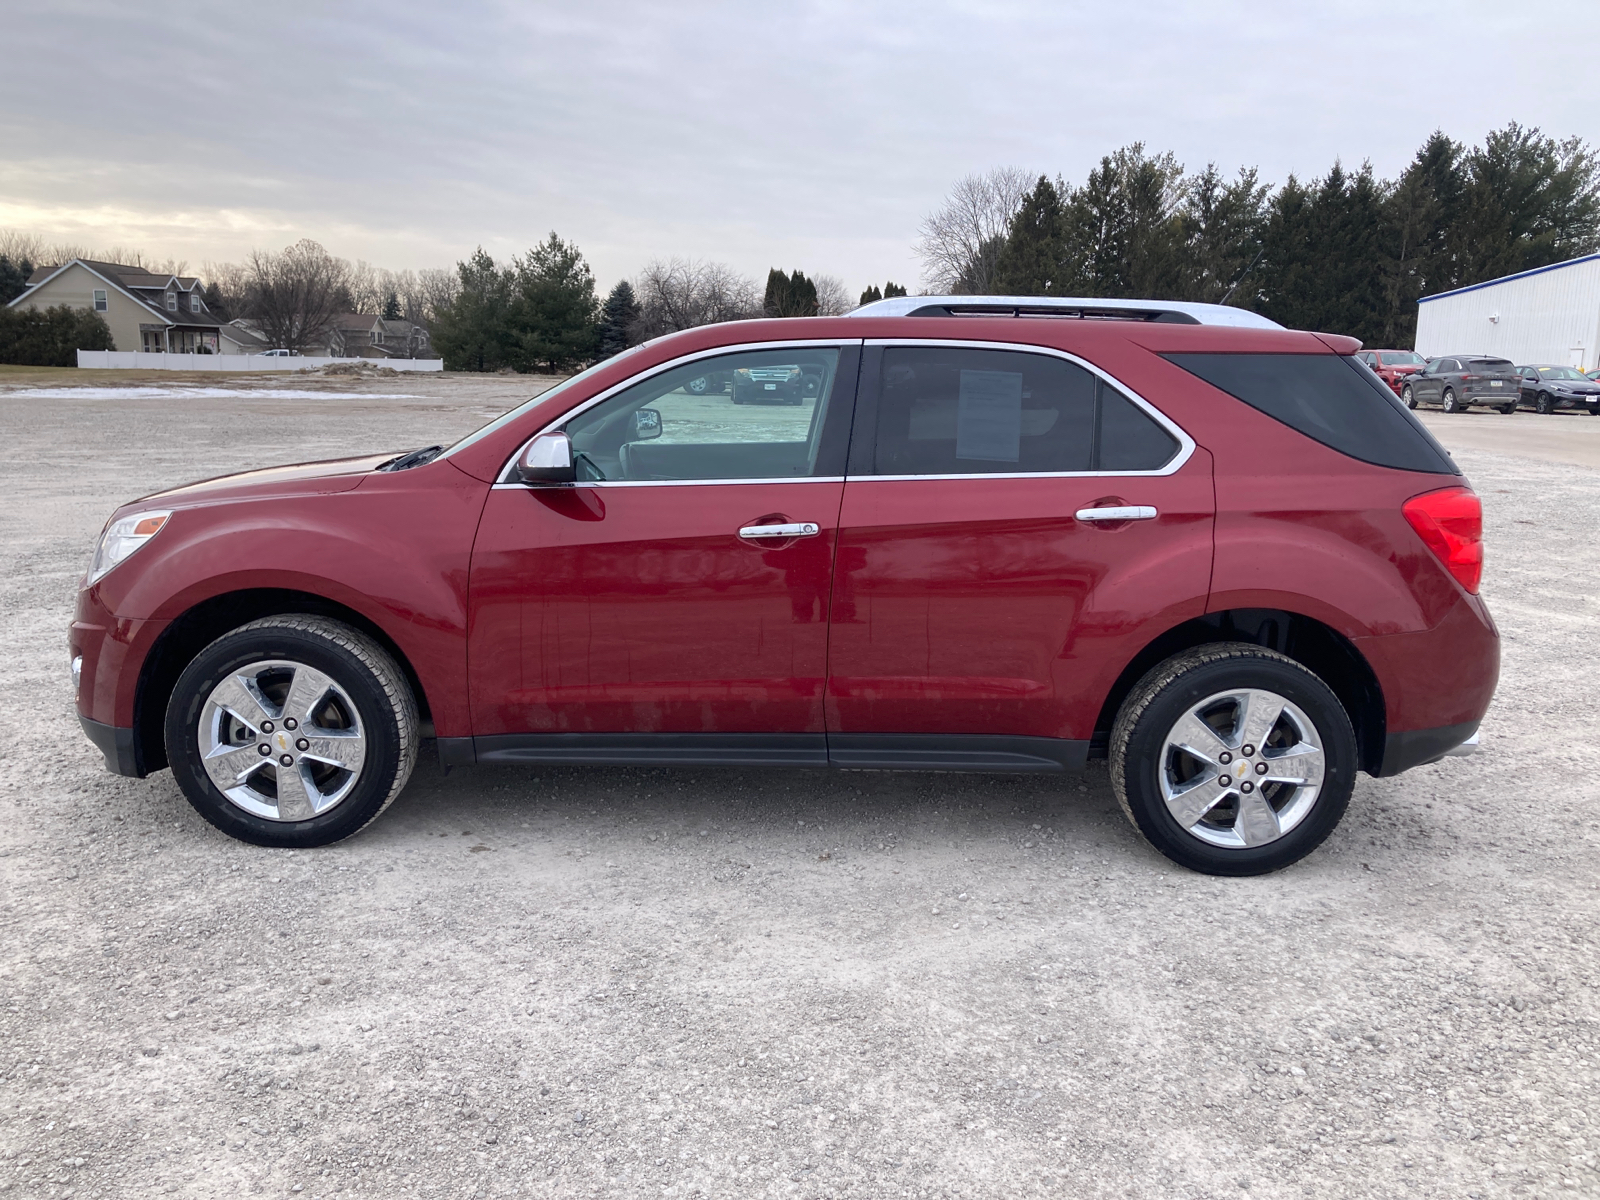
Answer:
top-left (87, 509), bottom-right (172, 585)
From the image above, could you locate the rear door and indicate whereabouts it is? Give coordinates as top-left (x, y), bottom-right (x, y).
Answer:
top-left (824, 340), bottom-right (1214, 768)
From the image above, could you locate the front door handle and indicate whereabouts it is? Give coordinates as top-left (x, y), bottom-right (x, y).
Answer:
top-left (739, 521), bottom-right (820, 540)
top-left (1075, 505), bottom-right (1157, 522)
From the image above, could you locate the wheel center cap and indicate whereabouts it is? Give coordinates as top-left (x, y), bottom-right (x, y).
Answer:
top-left (1234, 760), bottom-right (1250, 779)
top-left (275, 732), bottom-right (292, 754)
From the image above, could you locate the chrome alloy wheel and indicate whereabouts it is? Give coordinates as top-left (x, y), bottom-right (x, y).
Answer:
top-left (197, 659), bottom-right (367, 821)
top-left (1158, 688), bottom-right (1326, 849)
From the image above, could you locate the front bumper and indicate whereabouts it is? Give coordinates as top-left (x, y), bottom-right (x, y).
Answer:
top-left (79, 713), bottom-right (145, 777)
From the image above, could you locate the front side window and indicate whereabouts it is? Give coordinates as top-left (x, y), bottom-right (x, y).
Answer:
top-left (560, 346), bottom-right (846, 482)
top-left (93, 289), bottom-right (107, 312)
top-left (864, 345), bottom-right (1178, 476)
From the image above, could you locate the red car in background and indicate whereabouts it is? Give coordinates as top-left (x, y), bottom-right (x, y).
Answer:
top-left (70, 297), bottom-right (1498, 876)
top-left (1357, 349), bottom-right (1426, 394)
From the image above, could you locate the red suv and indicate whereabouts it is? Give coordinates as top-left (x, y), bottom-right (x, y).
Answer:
top-left (1355, 349), bottom-right (1426, 395)
top-left (71, 297), bottom-right (1498, 875)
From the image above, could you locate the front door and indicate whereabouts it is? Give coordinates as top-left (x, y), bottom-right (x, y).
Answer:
top-left (468, 343), bottom-right (858, 762)
top-left (824, 342), bottom-right (1214, 768)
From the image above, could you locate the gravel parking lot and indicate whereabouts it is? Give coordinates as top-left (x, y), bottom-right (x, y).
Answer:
top-left (2, 369), bottom-right (1597, 1200)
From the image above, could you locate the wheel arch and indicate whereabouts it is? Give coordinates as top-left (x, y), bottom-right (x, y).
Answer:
top-left (133, 588), bottom-right (433, 775)
top-left (1091, 608), bottom-right (1387, 775)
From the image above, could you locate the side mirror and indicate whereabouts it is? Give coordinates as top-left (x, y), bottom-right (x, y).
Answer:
top-left (516, 431), bottom-right (576, 485)
top-left (632, 408), bottom-right (662, 441)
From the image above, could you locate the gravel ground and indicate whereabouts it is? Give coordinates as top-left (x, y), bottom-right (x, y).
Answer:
top-left (1, 376), bottom-right (1597, 1200)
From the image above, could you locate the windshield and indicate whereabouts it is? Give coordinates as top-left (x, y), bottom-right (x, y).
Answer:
top-left (1537, 366), bottom-right (1586, 381)
top-left (1379, 351), bottom-right (1424, 366)
top-left (435, 349), bottom-right (644, 462)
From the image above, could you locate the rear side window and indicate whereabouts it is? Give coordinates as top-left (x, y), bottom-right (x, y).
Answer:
top-left (866, 346), bottom-right (1180, 476)
top-left (1164, 353), bottom-right (1458, 475)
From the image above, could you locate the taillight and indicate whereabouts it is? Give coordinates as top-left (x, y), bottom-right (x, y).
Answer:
top-left (1402, 486), bottom-right (1483, 593)
top-left (1459, 373), bottom-right (1477, 382)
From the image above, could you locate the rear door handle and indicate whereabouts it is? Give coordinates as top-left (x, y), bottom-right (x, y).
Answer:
top-left (739, 522), bottom-right (820, 539)
top-left (1075, 505), bottom-right (1157, 522)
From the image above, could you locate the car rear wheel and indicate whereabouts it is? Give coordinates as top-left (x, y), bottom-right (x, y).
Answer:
top-left (1109, 643), bottom-right (1356, 876)
top-left (1442, 388), bottom-right (1461, 413)
top-left (686, 375), bottom-right (710, 395)
top-left (164, 615), bottom-right (418, 848)
top-left (1401, 384), bottom-right (1416, 409)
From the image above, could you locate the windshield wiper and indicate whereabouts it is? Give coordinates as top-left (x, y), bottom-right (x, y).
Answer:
top-left (379, 445), bottom-right (444, 472)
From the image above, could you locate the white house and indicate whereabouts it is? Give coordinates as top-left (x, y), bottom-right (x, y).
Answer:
top-left (1414, 253), bottom-right (1600, 370)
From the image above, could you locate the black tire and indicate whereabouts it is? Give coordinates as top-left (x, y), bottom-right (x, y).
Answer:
top-left (164, 615), bottom-right (418, 848)
top-left (1109, 643), bottom-right (1357, 876)
top-left (1535, 393), bottom-right (1552, 415)
top-left (1401, 384), bottom-right (1416, 409)
top-left (686, 375), bottom-right (710, 395)
top-left (1442, 388), bottom-right (1461, 414)
top-left (1590, 404), bottom-right (1600, 416)
top-left (1500, 403), bottom-right (1515, 415)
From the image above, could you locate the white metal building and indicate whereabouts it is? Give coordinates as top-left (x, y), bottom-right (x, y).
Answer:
top-left (1414, 252), bottom-right (1600, 370)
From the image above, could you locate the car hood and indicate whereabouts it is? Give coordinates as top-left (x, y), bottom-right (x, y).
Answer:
top-left (134, 452), bottom-right (398, 509)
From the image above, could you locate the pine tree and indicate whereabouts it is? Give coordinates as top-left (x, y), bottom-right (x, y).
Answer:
top-left (381, 290), bottom-right (402, 321)
top-left (430, 247), bottom-right (515, 372)
top-left (510, 233), bottom-right (601, 372)
top-left (599, 280), bottom-right (640, 358)
top-left (858, 284), bottom-right (882, 306)
top-left (763, 269), bottom-right (819, 317)
top-left (993, 175), bottom-right (1069, 294)
top-left (884, 282), bottom-right (907, 298)
top-left (0, 255), bottom-right (33, 305)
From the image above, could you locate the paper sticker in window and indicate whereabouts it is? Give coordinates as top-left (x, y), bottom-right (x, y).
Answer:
top-left (955, 369), bottom-right (1023, 462)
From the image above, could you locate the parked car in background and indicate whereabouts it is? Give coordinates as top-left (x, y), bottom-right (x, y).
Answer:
top-left (72, 296), bottom-right (1497, 877)
top-left (261, 348), bottom-right (298, 357)
top-left (1516, 365), bottom-right (1600, 415)
top-left (1400, 355), bottom-right (1518, 413)
top-left (1586, 368), bottom-right (1600, 383)
top-left (1356, 349), bottom-right (1426, 395)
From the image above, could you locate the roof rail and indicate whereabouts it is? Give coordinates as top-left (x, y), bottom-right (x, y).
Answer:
top-left (848, 294), bottom-right (1283, 330)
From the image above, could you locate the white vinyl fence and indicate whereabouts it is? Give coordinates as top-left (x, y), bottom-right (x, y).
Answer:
top-left (77, 351), bottom-right (444, 372)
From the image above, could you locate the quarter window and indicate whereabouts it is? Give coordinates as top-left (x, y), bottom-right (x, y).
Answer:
top-left (92, 289), bottom-right (107, 312)
top-left (560, 347), bottom-right (848, 482)
top-left (863, 345), bottom-right (1178, 476)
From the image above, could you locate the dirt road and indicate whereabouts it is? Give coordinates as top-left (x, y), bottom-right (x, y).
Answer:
top-left (1, 373), bottom-right (1596, 1199)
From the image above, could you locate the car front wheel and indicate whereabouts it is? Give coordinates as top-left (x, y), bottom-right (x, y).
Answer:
top-left (1109, 643), bottom-right (1356, 876)
top-left (1535, 393), bottom-right (1552, 415)
top-left (164, 615), bottom-right (419, 848)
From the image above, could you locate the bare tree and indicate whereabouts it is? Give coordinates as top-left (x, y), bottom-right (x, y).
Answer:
top-left (0, 230), bottom-right (160, 271)
top-left (630, 258), bottom-right (760, 341)
top-left (242, 239), bottom-right (351, 353)
top-left (812, 273), bottom-right (853, 315)
top-left (914, 166), bottom-right (1034, 294)
top-left (414, 268), bottom-right (461, 326)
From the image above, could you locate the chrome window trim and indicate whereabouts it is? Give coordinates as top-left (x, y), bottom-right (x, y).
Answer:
top-left (857, 338), bottom-right (1195, 479)
top-left (498, 338), bottom-right (861, 485)
top-left (490, 476), bottom-right (846, 490)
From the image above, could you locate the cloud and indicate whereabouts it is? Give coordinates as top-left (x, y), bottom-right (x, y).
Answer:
top-left (2, 0), bottom-right (1595, 291)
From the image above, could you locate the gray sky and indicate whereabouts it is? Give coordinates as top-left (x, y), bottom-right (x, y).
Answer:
top-left (3, 0), bottom-right (1596, 294)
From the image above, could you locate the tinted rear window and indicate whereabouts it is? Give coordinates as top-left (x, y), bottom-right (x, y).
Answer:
top-left (1469, 358), bottom-right (1514, 370)
top-left (1164, 353), bottom-right (1458, 475)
